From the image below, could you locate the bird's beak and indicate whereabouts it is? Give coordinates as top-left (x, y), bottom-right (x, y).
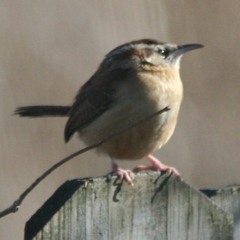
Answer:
top-left (171, 43), bottom-right (204, 58)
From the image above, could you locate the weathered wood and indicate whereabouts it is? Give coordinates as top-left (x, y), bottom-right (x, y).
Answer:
top-left (25, 172), bottom-right (233, 240)
top-left (202, 186), bottom-right (240, 240)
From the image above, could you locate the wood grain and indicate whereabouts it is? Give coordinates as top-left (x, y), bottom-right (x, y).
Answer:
top-left (25, 172), bottom-right (233, 240)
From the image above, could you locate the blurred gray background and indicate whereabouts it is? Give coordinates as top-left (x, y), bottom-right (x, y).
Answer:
top-left (0, 1), bottom-right (240, 239)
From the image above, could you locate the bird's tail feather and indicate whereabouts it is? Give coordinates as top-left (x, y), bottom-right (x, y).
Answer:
top-left (14, 105), bottom-right (71, 117)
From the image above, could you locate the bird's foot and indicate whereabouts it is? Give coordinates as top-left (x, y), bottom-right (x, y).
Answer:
top-left (111, 160), bottom-right (135, 186)
top-left (133, 154), bottom-right (181, 179)
top-left (114, 167), bottom-right (135, 186)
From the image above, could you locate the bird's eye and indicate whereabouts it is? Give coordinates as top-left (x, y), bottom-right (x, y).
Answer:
top-left (157, 48), bottom-right (168, 58)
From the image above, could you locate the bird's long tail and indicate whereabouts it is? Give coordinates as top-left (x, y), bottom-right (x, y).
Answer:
top-left (14, 105), bottom-right (71, 117)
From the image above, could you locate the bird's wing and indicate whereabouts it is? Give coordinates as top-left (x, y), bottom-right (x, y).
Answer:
top-left (64, 67), bottom-right (130, 142)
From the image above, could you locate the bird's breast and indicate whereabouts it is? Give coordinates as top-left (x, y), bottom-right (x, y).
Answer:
top-left (80, 69), bottom-right (183, 160)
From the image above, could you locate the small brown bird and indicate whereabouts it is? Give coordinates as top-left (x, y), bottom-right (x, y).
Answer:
top-left (15, 39), bottom-right (203, 186)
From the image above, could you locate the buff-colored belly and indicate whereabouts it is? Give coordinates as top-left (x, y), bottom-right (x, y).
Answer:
top-left (99, 114), bottom-right (178, 159)
top-left (79, 70), bottom-right (183, 160)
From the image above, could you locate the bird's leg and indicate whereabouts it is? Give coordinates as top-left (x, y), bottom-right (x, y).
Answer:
top-left (133, 154), bottom-right (181, 178)
top-left (110, 158), bottom-right (135, 186)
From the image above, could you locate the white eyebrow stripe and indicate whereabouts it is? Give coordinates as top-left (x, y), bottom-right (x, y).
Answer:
top-left (106, 43), bottom-right (158, 59)
top-left (132, 43), bottom-right (158, 50)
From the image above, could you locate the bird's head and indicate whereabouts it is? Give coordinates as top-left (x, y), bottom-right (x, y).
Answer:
top-left (102, 39), bottom-right (203, 71)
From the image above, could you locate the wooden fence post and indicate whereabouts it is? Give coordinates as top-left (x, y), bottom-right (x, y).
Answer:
top-left (202, 185), bottom-right (240, 240)
top-left (25, 172), bottom-right (233, 240)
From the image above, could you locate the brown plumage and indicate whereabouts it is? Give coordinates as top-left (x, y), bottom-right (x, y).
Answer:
top-left (15, 39), bottom-right (203, 185)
